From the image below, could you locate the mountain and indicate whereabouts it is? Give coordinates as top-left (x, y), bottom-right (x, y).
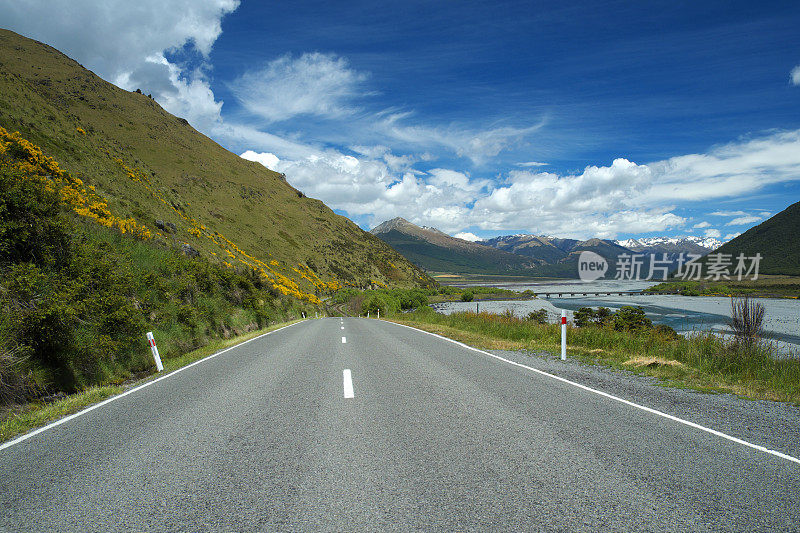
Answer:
top-left (370, 218), bottom-right (542, 274)
top-left (478, 234), bottom-right (632, 277)
top-left (481, 234), bottom-right (575, 264)
top-left (710, 200), bottom-right (800, 276)
top-left (616, 236), bottom-right (722, 255)
top-left (0, 29), bottom-right (431, 292)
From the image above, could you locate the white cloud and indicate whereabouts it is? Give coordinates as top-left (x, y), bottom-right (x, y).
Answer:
top-left (475, 158), bottom-right (653, 216)
top-left (710, 210), bottom-right (748, 216)
top-left (240, 150), bottom-right (280, 170)
top-left (646, 130), bottom-right (800, 203)
top-left (517, 161), bottom-right (548, 167)
top-left (378, 117), bottom-right (546, 165)
top-left (726, 215), bottom-right (762, 226)
top-left (229, 53), bottom-right (367, 123)
top-left (791, 65), bottom-right (800, 86)
top-left (1, 0), bottom-right (238, 132)
top-left (724, 232), bottom-right (741, 241)
top-left (454, 232), bottom-right (481, 242)
top-left (240, 129), bottom-right (800, 239)
top-left (759, 211), bottom-right (772, 217)
top-left (704, 228), bottom-right (722, 238)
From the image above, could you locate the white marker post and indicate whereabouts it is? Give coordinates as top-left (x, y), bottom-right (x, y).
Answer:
top-left (367, 312), bottom-right (370, 318)
top-left (377, 308), bottom-right (380, 319)
top-left (302, 312), bottom-right (305, 319)
top-left (561, 310), bottom-right (567, 360)
top-left (146, 332), bottom-right (164, 372)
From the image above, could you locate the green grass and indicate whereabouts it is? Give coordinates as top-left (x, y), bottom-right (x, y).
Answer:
top-left (0, 318), bottom-right (305, 443)
top-left (391, 307), bottom-right (800, 404)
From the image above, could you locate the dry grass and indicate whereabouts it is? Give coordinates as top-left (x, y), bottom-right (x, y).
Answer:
top-left (624, 356), bottom-right (687, 369)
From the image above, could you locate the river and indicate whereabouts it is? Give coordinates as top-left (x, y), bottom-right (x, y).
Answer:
top-left (431, 279), bottom-right (800, 356)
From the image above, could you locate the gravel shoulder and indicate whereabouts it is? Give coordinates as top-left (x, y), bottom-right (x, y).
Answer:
top-left (489, 348), bottom-right (800, 461)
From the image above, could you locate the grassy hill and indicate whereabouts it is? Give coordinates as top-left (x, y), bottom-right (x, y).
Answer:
top-left (710, 200), bottom-right (800, 276)
top-left (0, 29), bottom-right (431, 293)
top-left (0, 28), bottom-right (432, 405)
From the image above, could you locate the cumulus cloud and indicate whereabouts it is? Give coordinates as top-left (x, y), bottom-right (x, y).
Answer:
top-left (791, 65), bottom-right (800, 86)
top-left (724, 232), bottom-right (741, 241)
top-left (454, 232), bottom-right (482, 242)
top-left (241, 128), bottom-right (800, 239)
top-left (229, 53), bottom-right (368, 123)
top-left (0, 0), bottom-right (238, 131)
top-left (240, 150), bottom-right (280, 170)
top-left (474, 158), bottom-right (653, 217)
top-left (704, 228), bottom-right (722, 238)
top-left (240, 149), bottom-right (491, 232)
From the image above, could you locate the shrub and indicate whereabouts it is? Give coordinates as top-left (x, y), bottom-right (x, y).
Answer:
top-left (730, 295), bottom-right (765, 348)
top-left (526, 309), bottom-right (548, 324)
top-left (461, 290), bottom-right (474, 302)
top-left (574, 307), bottom-right (596, 327)
top-left (363, 293), bottom-right (392, 316)
top-left (654, 324), bottom-right (680, 339)
top-left (613, 306), bottom-right (652, 331)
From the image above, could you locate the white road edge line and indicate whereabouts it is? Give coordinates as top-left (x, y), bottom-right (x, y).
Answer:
top-left (0, 321), bottom-right (306, 452)
top-left (343, 369), bottom-right (354, 398)
top-left (387, 320), bottom-right (800, 466)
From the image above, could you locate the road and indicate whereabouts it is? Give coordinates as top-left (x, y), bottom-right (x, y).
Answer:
top-left (2, 318), bottom-right (799, 531)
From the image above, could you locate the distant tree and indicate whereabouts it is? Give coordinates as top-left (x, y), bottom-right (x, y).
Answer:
top-left (461, 290), bottom-right (474, 302)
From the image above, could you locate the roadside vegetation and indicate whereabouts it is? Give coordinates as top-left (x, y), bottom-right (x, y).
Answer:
top-left (0, 130), bottom-right (316, 421)
top-left (0, 320), bottom-right (301, 442)
top-left (337, 286), bottom-right (800, 403)
top-left (645, 277), bottom-right (800, 298)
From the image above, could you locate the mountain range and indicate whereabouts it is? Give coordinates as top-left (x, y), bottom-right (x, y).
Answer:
top-left (369, 218), bottom-right (542, 274)
top-left (615, 236), bottom-right (723, 254)
top-left (372, 218), bottom-right (727, 277)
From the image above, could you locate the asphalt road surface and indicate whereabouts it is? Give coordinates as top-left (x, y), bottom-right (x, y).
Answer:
top-left (2, 318), bottom-right (799, 531)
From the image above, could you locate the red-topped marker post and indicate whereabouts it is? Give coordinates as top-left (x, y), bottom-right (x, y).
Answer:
top-left (146, 331), bottom-right (164, 372)
top-left (561, 310), bottom-right (567, 360)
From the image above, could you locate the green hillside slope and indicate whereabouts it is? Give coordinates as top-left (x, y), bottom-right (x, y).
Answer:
top-left (711, 200), bottom-right (800, 276)
top-left (0, 29), bottom-right (431, 294)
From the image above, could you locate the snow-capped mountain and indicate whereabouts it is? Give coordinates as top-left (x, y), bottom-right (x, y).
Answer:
top-left (615, 236), bottom-right (723, 253)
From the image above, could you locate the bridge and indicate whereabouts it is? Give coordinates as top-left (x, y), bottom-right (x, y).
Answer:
top-left (531, 290), bottom-right (666, 298)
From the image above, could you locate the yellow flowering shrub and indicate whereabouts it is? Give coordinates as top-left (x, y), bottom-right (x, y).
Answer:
top-left (0, 127), bottom-right (151, 240)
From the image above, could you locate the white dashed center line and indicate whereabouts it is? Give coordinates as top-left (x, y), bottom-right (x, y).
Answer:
top-left (342, 336), bottom-right (346, 343)
top-left (343, 369), bottom-right (354, 398)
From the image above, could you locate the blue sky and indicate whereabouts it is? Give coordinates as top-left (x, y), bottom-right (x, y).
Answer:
top-left (3, 0), bottom-right (800, 241)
